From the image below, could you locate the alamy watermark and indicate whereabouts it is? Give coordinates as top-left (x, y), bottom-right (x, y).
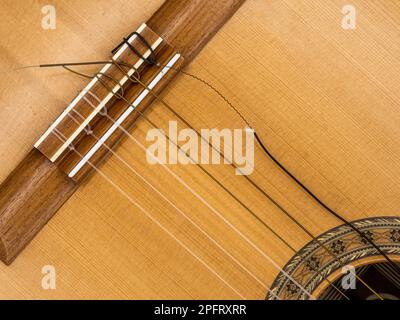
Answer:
top-left (41, 265), bottom-right (56, 290)
top-left (41, 5), bottom-right (56, 30)
top-left (341, 264), bottom-right (356, 290)
top-left (341, 5), bottom-right (357, 30)
top-left (146, 121), bottom-right (255, 175)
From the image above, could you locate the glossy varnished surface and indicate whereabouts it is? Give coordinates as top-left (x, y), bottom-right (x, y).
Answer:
top-left (0, 0), bottom-right (400, 298)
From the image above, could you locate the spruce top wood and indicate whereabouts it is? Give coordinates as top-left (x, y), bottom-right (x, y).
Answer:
top-left (0, 0), bottom-right (399, 299)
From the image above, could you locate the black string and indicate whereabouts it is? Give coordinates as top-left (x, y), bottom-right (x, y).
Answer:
top-left (112, 31), bottom-right (156, 65)
top-left (159, 63), bottom-right (400, 278)
top-left (254, 132), bottom-right (400, 276)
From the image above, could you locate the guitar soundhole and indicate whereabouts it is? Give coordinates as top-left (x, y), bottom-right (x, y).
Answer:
top-left (319, 262), bottom-right (400, 300)
top-left (267, 217), bottom-right (400, 300)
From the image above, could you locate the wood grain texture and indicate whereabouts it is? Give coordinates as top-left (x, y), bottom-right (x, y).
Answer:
top-left (148, 0), bottom-right (246, 62)
top-left (0, 149), bottom-right (76, 264)
top-left (0, 0), bottom-right (399, 299)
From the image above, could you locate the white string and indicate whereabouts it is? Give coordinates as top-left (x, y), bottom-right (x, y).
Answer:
top-left (64, 108), bottom-right (278, 298)
top-left (51, 127), bottom-right (247, 300)
top-left (67, 90), bottom-right (315, 300)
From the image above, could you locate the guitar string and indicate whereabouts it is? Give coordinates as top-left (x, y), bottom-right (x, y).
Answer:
top-left (67, 65), bottom-right (320, 299)
top-left (17, 56), bottom-right (396, 300)
top-left (30, 57), bottom-right (395, 297)
top-left (31, 55), bottom-right (314, 298)
top-left (1, 2), bottom-right (396, 296)
top-left (3, 50), bottom-right (390, 300)
top-left (64, 105), bottom-right (275, 298)
top-left (110, 61), bottom-right (355, 299)
top-left (0, 71), bottom-right (267, 299)
top-left (108, 56), bottom-right (393, 299)
top-left (65, 94), bottom-right (280, 298)
top-left (9, 59), bottom-right (378, 299)
top-left (162, 64), bottom-right (400, 278)
top-left (140, 64), bottom-right (390, 298)
top-left (120, 37), bottom-right (396, 295)
top-left (111, 59), bottom-right (383, 299)
top-left (90, 56), bottom-right (399, 299)
top-left (60, 84), bottom-right (314, 300)
top-left (158, 63), bottom-right (400, 294)
top-left (5, 60), bottom-right (382, 300)
top-left (153, 57), bottom-right (400, 270)
top-left (31, 61), bottom-right (382, 299)
top-left (49, 127), bottom-right (247, 300)
top-left (32, 57), bottom-right (317, 298)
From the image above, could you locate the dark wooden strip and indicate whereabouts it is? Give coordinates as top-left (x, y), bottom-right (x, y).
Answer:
top-left (0, 149), bottom-right (77, 264)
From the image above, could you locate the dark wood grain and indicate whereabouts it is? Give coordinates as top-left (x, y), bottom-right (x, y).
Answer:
top-left (148, 0), bottom-right (246, 63)
top-left (0, 149), bottom-right (77, 264)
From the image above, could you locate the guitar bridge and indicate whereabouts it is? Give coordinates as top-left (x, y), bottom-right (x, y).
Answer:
top-left (34, 23), bottom-right (184, 181)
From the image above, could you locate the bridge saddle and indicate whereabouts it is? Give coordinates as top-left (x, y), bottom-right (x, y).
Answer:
top-left (34, 23), bottom-right (184, 181)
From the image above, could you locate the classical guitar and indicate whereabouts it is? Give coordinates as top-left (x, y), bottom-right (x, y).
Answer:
top-left (0, 0), bottom-right (399, 300)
